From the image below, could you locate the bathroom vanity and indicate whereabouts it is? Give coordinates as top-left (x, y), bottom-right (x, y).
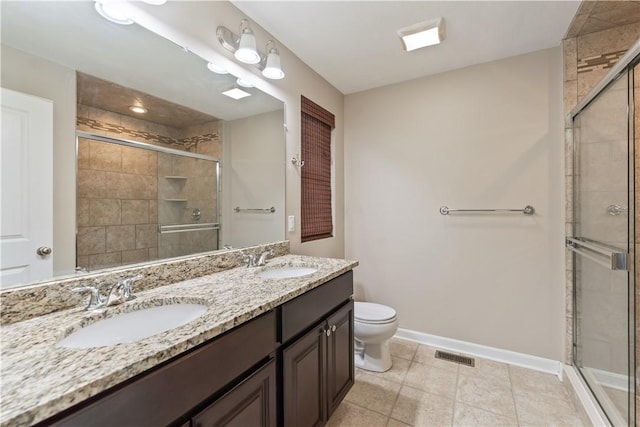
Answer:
top-left (0, 254), bottom-right (357, 427)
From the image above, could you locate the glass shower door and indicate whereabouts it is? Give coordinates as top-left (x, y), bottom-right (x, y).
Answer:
top-left (571, 69), bottom-right (634, 426)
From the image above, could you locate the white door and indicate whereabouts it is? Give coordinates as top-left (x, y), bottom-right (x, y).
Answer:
top-left (1, 88), bottom-right (53, 288)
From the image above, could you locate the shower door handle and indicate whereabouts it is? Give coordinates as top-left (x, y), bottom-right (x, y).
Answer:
top-left (566, 237), bottom-right (629, 271)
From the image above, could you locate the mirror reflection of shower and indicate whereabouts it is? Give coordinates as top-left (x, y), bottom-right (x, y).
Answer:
top-left (76, 73), bottom-right (221, 272)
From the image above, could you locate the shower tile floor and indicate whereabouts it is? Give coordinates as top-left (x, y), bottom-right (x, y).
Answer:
top-left (328, 338), bottom-right (591, 427)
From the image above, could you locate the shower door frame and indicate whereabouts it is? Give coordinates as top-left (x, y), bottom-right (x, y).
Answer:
top-left (569, 40), bottom-right (639, 427)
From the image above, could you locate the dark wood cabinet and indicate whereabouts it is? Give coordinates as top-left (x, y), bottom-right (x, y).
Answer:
top-left (41, 271), bottom-right (354, 427)
top-left (283, 323), bottom-right (326, 427)
top-left (282, 276), bottom-right (354, 427)
top-left (191, 359), bottom-right (276, 427)
top-left (47, 311), bottom-right (277, 427)
top-left (326, 302), bottom-right (354, 417)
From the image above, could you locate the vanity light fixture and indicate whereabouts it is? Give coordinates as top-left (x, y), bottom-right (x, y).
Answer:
top-left (207, 62), bottom-right (229, 74)
top-left (221, 87), bottom-right (252, 100)
top-left (234, 19), bottom-right (260, 64)
top-left (128, 105), bottom-right (148, 114)
top-left (262, 40), bottom-right (285, 80)
top-left (94, 1), bottom-right (134, 25)
top-left (397, 18), bottom-right (445, 52)
top-left (217, 23), bottom-right (286, 80)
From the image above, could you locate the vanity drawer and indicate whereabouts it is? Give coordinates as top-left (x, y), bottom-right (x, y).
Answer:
top-left (49, 310), bottom-right (277, 427)
top-left (281, 271), bottom-right (353, 343)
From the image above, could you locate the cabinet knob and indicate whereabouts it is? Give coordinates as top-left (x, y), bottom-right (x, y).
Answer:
top-left (331, 325), bottom-right (337, 332)
top-left (326, 328), bottom-right (331, 337)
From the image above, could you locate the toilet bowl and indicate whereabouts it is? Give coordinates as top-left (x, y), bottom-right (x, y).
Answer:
top-left (354, 302), bottom-right (399, 372)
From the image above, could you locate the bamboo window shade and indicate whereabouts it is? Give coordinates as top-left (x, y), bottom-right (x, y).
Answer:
top-left (301, 96), bottom-right (335, 243)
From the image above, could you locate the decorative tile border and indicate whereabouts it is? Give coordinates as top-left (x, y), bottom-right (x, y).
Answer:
top-left (577, 50), bottom-right (627, 74)
top-left (76, 117), bottom-right (220, 151)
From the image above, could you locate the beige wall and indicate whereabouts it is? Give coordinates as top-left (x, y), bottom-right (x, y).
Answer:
top-left (344, 48), bottom-right (565, 360)
top-left (1, 45), bottom-right (77, 276)
top-left (224, 110), bottom-right (286, 248)
top-left (122, 1), bottom-right (346, 259)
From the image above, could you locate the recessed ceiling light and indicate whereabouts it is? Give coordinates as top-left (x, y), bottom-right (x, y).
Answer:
top-left (221, 88), bottom-right (252, 100)
top-left (236, 78), bottom-right (254, 88)
top-left (129, 105), bottom-right (148, 114)
top-left (398, 18), bottom-right (445, 52)
top-left (207, 62), bottom-right (228, 74)
top-left (94, 1), bottom-right (134, 25)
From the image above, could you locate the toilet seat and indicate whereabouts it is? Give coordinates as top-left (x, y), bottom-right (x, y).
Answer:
top-left (355, 302), bottom-right (397, 324)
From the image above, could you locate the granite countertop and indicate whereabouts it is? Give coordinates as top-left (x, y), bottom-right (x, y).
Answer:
top-left (1, 254), bottom-right (358, 426)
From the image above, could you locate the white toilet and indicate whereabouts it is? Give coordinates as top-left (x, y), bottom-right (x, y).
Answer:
top-left (354, 302), bottom-right (399, 372)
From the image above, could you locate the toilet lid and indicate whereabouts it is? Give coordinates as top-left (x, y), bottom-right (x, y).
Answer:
top-left (354, 302), bottom-right (397, 323)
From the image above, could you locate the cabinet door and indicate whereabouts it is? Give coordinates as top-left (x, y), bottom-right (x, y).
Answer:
top-left (192, 359), bottom-right (276, 427)
top-left (325, 300), bottom-right (354, 418)
top-left (283, 323), bottom-right (326, 427)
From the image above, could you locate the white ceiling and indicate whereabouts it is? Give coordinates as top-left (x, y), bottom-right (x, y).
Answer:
top-left (233, 1), bottom-right (581, 94)
top-left (1, 1), bottom-right (284, 123)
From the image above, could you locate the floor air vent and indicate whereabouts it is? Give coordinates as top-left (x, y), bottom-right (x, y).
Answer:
top-left (434, 350), bottom-right (475, 367)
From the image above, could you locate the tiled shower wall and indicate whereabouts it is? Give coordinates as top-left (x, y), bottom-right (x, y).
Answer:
top-left (76, 105), bottom-right (222, 271)
top-left (562, 1), bottom-right (640, 367)
top-left (77, 138), bottom-right (159, 270)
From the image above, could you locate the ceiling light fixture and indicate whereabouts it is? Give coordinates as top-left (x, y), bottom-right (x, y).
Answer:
top-left (262, 40), bottom-right (285, 80)
top-left (207, 62), bottom-right (229, 74)
top-left (140, 0), bottom-right (167, 4)
top-left (221, 88), bottom-right (252, 100)
top-left (398, 18), bottom-right (445, 52)
top-left (234, 19), bottom-right (260, 64)
top-left (236, 78), bottom-right (254, 88)
top-left (94, 1), bottom-right (134, 25)
top-left (128, 105), bottom-right (148, 114)
top-left (217, 22), bottom-right (286, 80)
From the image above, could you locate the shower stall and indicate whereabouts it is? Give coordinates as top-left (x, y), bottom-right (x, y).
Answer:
top-left (76, 132), bottom-right (220, 272)
top-left (569, 41), bottom-right (639, 426)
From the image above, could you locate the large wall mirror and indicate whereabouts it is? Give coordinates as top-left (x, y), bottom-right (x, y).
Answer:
top-left (1, 1), bottom-right (285, 289)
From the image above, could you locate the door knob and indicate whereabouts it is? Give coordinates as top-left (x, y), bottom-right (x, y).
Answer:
top-left (36, 246), bottom-right (52, 256)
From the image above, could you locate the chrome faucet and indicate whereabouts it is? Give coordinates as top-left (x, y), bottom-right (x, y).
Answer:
top-left (73, 275), bottom-right (142, 310)
top-left (72, 284), bottom-right (106, 310)
top-left (106, 275), bottom-right (141, 306)
top-left (242, 250), bottom-right (274, 267)
top-left (256, 250), bottom-right (273, 266)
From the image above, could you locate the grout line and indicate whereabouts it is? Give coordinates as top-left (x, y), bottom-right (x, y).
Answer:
top-left (506, 365), bottom-right (522, 426)
top-left (450, 357), bottom-right (460, 426)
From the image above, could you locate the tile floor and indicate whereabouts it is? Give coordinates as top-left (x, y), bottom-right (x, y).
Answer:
top-left (328, 338), bottom-right (591, 427)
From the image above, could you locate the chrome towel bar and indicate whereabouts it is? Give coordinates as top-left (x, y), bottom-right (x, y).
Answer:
top-left (234, 207), bottom-right (276, 213)
top-left (159, 223), bottom-right (220, 234)
top-left (439, 205), bottom-right (535, 216)
top-left (566, 237), bottom-right (629, 271)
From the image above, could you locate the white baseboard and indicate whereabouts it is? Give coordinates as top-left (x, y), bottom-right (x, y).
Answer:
top-left (394, 328), bottom-right (563, 379)
top-left (590, 368), bottom-right (629, 392)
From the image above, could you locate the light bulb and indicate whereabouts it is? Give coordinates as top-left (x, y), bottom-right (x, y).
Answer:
top-left (234, 30), bottom-right (260, 64)
top-left (262, 50), bottom-right (285, 80)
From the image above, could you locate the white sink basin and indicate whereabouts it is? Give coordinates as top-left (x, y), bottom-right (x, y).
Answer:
top-left (58, 303), bottom-right (208, 349)
top-left (257, 266), bottom-right (318, 280)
